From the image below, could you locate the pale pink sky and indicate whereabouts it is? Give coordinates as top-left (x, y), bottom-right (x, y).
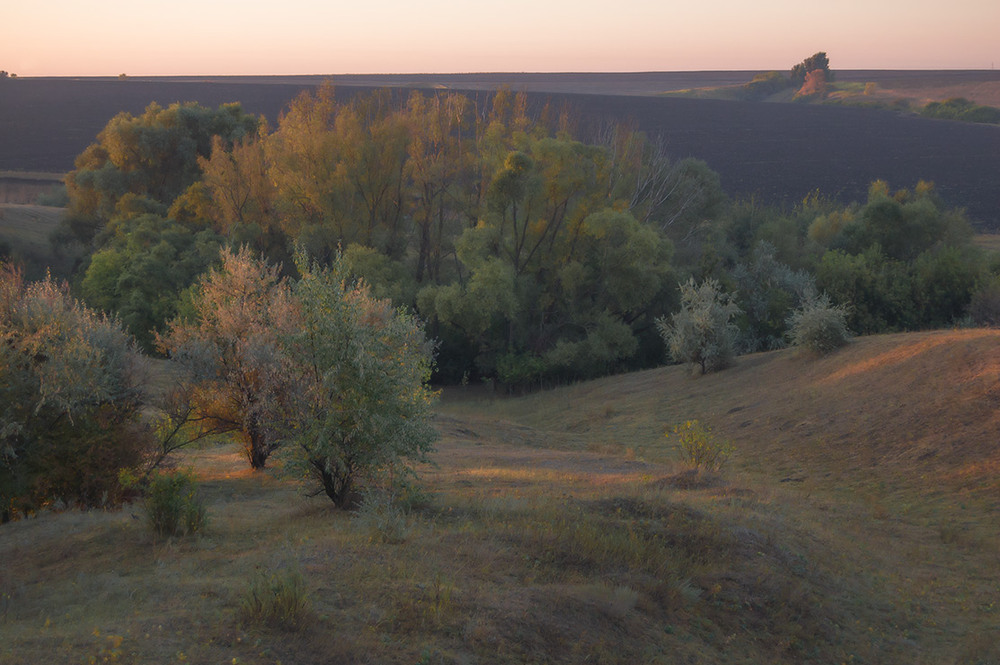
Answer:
top-left (3, 0), bottom-right (998, 76)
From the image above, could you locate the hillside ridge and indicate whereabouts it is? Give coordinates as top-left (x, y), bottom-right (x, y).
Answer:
top-left (459, 328), bottom-right (1000, 503)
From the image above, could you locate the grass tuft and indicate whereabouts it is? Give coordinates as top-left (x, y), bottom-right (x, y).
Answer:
top-left (352, 490), bottom-right (410, 544)
top-left (238, 564), bottom-right (311, 631)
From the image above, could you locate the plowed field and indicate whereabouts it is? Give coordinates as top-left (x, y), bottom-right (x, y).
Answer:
top-left (1, 72), bottom-right (998, 225)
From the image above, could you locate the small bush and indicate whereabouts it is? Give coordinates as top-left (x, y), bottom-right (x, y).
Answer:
top-left (143, 470), bottom-right (207, 537)
top-left (35, 185), bottom-right (69, 207)
top-left (785, 294), bottom-right (851, 354)
top-left (669, 420), bottom-right (732, 471)
top-left (967, 278), bottom-right (1000, 326)
top-left (353, 491), bottom-right (409, 544)
top-left (921, 98), bottom-right (1000, 125)
top-left (743, 71), bottom-right (791, 100)
top-left (238, 565), bottom-right (310, 630)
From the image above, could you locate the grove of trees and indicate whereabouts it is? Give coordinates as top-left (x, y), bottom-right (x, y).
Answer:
top-left (57, 85), bottom-right (730, 388)
top-left (157, 247), bottom-right (437, 504)
top-left (5, 78), bottom-right (999, 518)
top-left (49, 84), bottom-right (996, 391)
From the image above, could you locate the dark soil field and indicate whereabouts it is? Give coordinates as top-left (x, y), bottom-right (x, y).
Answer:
top-left (1, 72), bottom-right (998, 226)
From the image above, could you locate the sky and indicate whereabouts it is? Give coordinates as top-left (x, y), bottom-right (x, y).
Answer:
top-left (2, 0), bottom-right (998, 76)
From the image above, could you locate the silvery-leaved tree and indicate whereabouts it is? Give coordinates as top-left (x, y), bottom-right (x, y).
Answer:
top-left (657, 278), bottom-right (741, 375)
top-left (283, 250), bottom-right (438, 507)
top-left (157, 246), bottom-right (297, 470)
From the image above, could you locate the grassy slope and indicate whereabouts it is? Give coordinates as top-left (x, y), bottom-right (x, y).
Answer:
top-left (0, 204), bottom-right (64, 277)
top-left (3, 330), bottom-right (1000, 663)
top-left (0, 204), bottom-right (63, 248)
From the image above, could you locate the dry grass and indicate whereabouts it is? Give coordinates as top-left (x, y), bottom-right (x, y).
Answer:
top-left (869, 80), bottom-right (1000, 108)
top-left (0, 203), bottom-right (64, 276)
top-left (0, 171), bottom-right (66, 181)
top-left (0, 204), bottom-right (63, 249)
top-left (3, 330), bottom-right (1000, 663)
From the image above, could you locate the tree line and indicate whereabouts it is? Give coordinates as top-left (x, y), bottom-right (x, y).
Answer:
top-left (56, 85), bottom-right (728, 385)
top-left (53, 84), bottom-right (993, 387)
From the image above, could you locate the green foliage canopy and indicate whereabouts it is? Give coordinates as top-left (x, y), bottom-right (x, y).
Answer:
top-left (283, 251), bottom-right (438, 507)
top-left (63, 101), bottom-right (259, 246)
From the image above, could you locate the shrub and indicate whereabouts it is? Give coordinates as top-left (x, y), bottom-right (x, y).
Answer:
top-left (786, 294), bottom-right (852, 354)
top-left (743, 71), bottom-right (791, 100)
top-left (238, 565), bottom-right (310, 630)
top-left (656, 278), bottom-right (741, 374)
top-left (143, 470), bottom-right (207, 537)
top-left (920, 98), bottom-right (1000, 125)
top-left (352, 490), bottom-right (409, 544)
top-left (669, 420), bottom-right (732, 471)
top-left (158, 246), bottom-right (297, 470)
top-left (733, 241), bottom-right (816, 353)
top-left (968, 278), bottom-right (1000, 326)
top-left (1, 263), bottom-right (152, 522)
top-left (35, 185), bottom-right (69, 207)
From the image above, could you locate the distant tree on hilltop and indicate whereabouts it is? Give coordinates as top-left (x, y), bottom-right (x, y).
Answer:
top-left (791, 52), bottom-right (832, 85)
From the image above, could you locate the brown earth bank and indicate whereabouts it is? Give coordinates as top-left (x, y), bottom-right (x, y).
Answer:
top-left (1, 72), bottom-right (999, 226)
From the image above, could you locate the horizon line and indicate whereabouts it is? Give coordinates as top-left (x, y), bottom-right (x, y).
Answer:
top-left (7, 67), bottom-right (1000, 79)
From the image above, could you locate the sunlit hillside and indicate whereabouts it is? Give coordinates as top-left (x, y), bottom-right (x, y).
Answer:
top-left (3, 330), bottom-right (998, 664)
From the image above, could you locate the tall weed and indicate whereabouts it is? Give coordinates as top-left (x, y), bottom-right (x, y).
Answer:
top-left (669, 420), bottom-right (733, 471)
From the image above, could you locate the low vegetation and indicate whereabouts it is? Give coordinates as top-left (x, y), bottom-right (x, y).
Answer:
top-left (656, 278), bottom-right (740, 374)
top-left (0, 264), bottom-right (151, 523)
top-left (140, 469), bottom-right (208, 538)
top-left (3, 330), bottom-right (999, 663)
top-left (668, 419), bottom-right (732, 471)
top-left (919, 96), bottom-right (1000, 124)
top-left (237, 564), bottom-right (311, 630)
top-left (785, 294), bottom-right (851, 353)
top-left (0, 204), bottom-right (66, 278)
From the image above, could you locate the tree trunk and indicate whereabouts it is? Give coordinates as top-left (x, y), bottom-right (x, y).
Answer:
top-left (314, 460), bottom-right (356, 508)
top-left (246, 422), bottom-right (271, 470)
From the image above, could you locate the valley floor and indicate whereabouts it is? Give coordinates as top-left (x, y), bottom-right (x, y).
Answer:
top-left (2, 330), bottom-right (999, 663)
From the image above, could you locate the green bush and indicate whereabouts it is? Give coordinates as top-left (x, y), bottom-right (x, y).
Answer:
top-left (143, 470), bottom-right (207, 537)
top-left (35, 185), bottom-right (69, 207)
top-left (967, 277), bottom-right (1000, 327)
top-left (238, 565), bottom-right (310, 630)
top-left (920, 98), bottom-right (1000, 125)
top-left (785, 294), bottom-right (852, 354)
top-left (669, 420), bottom-right (732, 471)
top-left (1, 264), bottom-right (152, 523)
top-left (743, 71), bottom-right (791, 100)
